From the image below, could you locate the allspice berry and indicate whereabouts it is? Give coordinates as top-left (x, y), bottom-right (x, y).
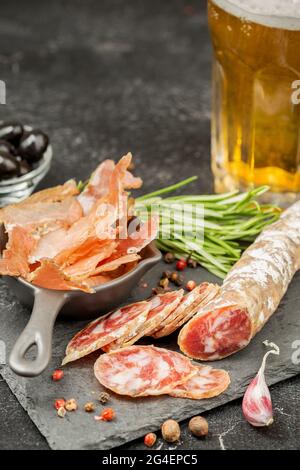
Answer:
top-left (161, 419), bottom-right (181, 443)
top-left (188, 416), bottom-right (208, 437)
top-left (84, 402), bottom-right (95, 412)
top-left (65, 398), bottom-right (78, 411)
top-left (159, 277), bottom-right (169, 289)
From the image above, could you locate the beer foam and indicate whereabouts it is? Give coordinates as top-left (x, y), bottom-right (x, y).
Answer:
top-left (212, 0), bottom-right (300, 29)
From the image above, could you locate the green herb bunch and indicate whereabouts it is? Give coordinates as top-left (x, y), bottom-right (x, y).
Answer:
top-left (136, 178), bottom-right (280, 278)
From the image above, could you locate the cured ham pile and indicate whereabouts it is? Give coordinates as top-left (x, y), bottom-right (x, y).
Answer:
top-left (178, 200), bottom-right (300, 360)
top-left (0, 153), bottom-right (157, 292)
top-left (62, 283), bottom-right (219, 365)
top-left (94, 345), bottom-right (230, 399)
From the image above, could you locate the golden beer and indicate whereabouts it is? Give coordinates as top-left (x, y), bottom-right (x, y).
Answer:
top-left (208, 0), bottom-right (300, 204)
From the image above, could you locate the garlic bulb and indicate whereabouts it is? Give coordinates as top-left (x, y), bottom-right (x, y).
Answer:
top-left (242, 340), bottom-right (280, 427)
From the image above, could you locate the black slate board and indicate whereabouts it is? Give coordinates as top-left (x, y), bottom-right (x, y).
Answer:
top-left (0, 261), bottom-right (300, 450)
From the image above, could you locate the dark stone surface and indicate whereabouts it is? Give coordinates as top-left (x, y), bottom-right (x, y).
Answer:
top-left (0, 0), bottom-right (299, 450)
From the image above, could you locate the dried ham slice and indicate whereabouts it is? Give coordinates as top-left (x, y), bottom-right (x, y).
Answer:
top-left (22, 179), bottom-right (79, 203)
top-left (0, 180), bottom-right (78, 223)
top-left (169, 365), bottom-right (230, 400)
top-left (78, 160), bottom-right (115, 215)
top-left (78, 154), bottom-right (142, 215)
top-left (0, 226), bottom-right (37, 277)
top-left (114, 216), bottom-right (158, 257)
top-left (152, 283), bottom-right (219, 338)
top-left (1, 198), bottom-right (83, 233)
top-left (93, 253), bottom-right (141, 275)
top-left (103, 290), bottom-right (184, 352)
top-left (88, 216), bottom-right (157, 277)
top-left (28, 260), bottom-right (92, 293)
top-left (94, 345), bottom-right (198, 397)
top-left (85, 274), bottom-right (115, 287)
top-left (85, 260), bottom-right (139, 287)
top-left (63, 242), bottom-right (117, 280)
top-left (62, 301), bottom-right (150, 365)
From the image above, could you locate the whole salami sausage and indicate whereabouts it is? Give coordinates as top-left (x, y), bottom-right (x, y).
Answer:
top-left (178, 201), bottom-right (300, 360)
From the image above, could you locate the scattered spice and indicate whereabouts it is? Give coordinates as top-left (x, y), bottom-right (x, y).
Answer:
top-left (170, 271), bottom-right (184, 286)
top-left (54, 398), bottom-right (66, 410)
top-left (164, 252), bottom-right (175, 264)
top-left (84, 402), bottom-right (95, 412)
top-left (174, 276), bottom-right (184, 286)
top-left (186, 280), bottom-right (196, 291)
top-left (176, 259), bottom-right (187, 271)
top-left (188, 416), bottom-right (208, 437)
top-left (161, 419), bottom-right (181, 443)
top-left (65, 398), bottom-right (78, 411)
top-left (152, 286), bottom-right (165, 295)
top-left (170, 271), bottom-right (179, 282)
top-left (144, 432), bottom-right (157, 448)
top-left (162, 270), bottom-right (172, 279)
top-left (57, 406), bottom-right (66, 418)
top-left (98, 392), bottom-right (110, 404)
top-left (242, 340), bottom-right (280, 427)
top-left (52, 369), bottom-right (64, 381)
top-left (95, 407), bottom-right (116, 422)
top-left (159, 277), bottom-right (169, 289)
top-left (187, 258), bottom-right (198, 269)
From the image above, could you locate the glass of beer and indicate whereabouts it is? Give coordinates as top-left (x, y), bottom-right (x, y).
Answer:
top-left (208, 0), bottom-right (300, 205)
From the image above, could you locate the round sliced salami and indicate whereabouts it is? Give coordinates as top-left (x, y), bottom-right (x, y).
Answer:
top-left (94, 345), bottom-right (198, 397)
top-left (152, 283), bottom-right (219, 339)
top-left (62, 301), bottom-right (150, 365)
top-left (103, 290), bottom-right (184, 352)
top-left (178, 305), bottom-right (252, 360)
top-left (169, 365), bottom-right (230, 399)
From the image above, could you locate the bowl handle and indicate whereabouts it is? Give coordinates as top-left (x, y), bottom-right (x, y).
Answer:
top-left (9, 290), bottom-right (68, 377)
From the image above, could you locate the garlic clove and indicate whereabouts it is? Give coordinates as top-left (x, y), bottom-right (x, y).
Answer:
top-left (242, 340), bottom-right (279, 427)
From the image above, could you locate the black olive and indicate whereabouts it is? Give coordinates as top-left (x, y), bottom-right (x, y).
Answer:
top-left (18, 129), bottom-right (49, 163)
top-left (0, 151), bottom-right (19, 178)
top-left (0, 121), bottom-right (23, 146)
top-left (0, 139), bottom-right (17, 155)
top-left (18, 159), bottom-right (32, 176)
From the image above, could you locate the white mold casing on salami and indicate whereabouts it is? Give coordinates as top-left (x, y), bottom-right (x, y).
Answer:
top-left (178, 201), bottom-right (300, 360)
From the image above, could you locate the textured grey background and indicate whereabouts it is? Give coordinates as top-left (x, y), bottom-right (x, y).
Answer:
top-left (0, 0), bottom-right (299, 451)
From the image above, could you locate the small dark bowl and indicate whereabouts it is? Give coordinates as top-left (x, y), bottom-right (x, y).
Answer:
top-left (0, 125), bottom-right (52, 207)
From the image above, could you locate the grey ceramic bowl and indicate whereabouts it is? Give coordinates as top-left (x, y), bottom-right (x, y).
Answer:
top-left (6, 241), bottom-right (161, 377)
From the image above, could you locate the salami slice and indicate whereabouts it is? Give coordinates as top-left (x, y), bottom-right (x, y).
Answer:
top-left (179, 200), bottom-right (300, 360)
top-left (151, 283), bottom-right (219, 338)
top-left (78, 159), bottom-right (115, 215)
top-left (62, 301), bottom-right (150, 365)
top-left (103, 290), bottom-right (184, 352)
top-left (94, 345), bottom-right (198, 397)
top-left (169, 365), bottom-right (230, 399)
